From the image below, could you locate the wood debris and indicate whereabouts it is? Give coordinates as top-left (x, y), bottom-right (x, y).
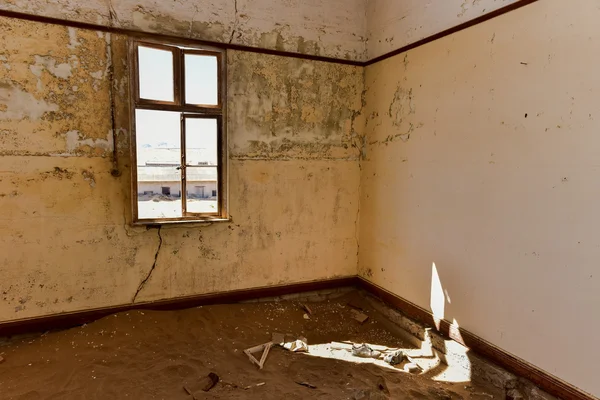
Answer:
top-left (301, 303), bottom-right (313, 315)
top-left (183, 372), bottom-right (219, 396)
top-left (244, 382), bottom-right (266, 390)
top-left (295, 381), bottom-right (317, 389)
top-left (244, 342), bottom-right (273, 369)
top-left (351, 309), bottom-right (369, 324)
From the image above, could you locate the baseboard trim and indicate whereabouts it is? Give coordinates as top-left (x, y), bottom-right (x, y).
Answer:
top-left (357, 277), bottom-right (596, 400)
top-left (0, 276), bottom-right (358, 337)
top-left (1, 275), bottom-right (594, 399)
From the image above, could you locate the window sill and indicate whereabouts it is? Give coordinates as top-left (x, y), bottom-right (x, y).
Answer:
top-left (132, 217), bottom-right (231, 227)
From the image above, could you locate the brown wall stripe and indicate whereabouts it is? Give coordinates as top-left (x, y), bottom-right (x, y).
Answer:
top-left (363, 0), bottom-right (539, 66)
top-left (0, 9), bottom-right (362, 66)
top-left (0, 0), bottom-right (538, 67)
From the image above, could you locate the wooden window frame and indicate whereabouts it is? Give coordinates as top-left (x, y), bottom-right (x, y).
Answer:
top-left (129, 38), bottom-right (228, 225)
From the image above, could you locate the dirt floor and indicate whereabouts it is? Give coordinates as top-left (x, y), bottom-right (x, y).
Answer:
top-left (0, 292), bottom-right (502, 399)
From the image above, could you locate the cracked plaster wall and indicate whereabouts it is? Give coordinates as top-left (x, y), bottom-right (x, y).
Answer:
top-left (358, 0), bottom-right (600, 396)
top-left (0, 0), bottom-right (368, 61)
top-left (0, 16), bottom-right (363, 322)
top-left (366, 0), bottom-right (520, 60)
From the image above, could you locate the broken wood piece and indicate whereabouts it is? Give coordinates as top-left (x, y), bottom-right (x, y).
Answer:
top-left (351, 309), bottom-right (369, 324)
top-left (339, 341), bottom-right (397, 352)
top-left (244, 382), bottom-right (266, 390)
top-left (183, 372), bottom-right (220, 395)
top-left (295, 381), bottom-right (317, 389)
top-left (0, 356), bottom-right (4, 364)
top-left (244, 342), bottom-right (273, 369)
top-left (301, 303), bottom-right (313, 315)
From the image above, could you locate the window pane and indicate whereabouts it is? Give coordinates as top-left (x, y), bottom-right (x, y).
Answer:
top-left (185, 117), bottom-right (218, 214)
top-left (185, 54), bottom-right (218, 105)
top-left (136, 109), bottom-right (182, 219)
top-left (186, 167), bottom-right (218, 214)
top-left (185, 118), bottom-right (218, 166)
top-left (138, 46), bottom-right (174, 102)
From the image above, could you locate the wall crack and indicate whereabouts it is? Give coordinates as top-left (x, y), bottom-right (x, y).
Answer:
top-left (132, 227), bottom-right (162, 303)
top-left (107, 0), bottom-right (120, 26)
top-left (229, 0), bottom-right (239, 44)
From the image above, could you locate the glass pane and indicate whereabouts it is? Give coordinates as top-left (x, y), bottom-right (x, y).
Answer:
top-left (138, 46), bottom-right (174, 102)
top-left (186, 167), bottom-right (218, 214)
top-left (185, 53), bottom-right (218, 105)
top-left (136, 109), bottom-right (182, 219)
top-left (185, 118), bottom-right (218, 166)
top-left (185, 118), bottom-right (218, 214)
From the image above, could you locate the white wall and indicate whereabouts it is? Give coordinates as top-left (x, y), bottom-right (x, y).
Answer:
top-left (0, 0), bottom-right (368, 60)
top-left (366, 0), bottom-right (520, 59)
top-left (360, 0), bottom-right (600, 396)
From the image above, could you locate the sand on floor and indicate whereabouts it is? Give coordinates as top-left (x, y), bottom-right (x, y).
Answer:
top-left (0, 292), bottom-right (502, 399)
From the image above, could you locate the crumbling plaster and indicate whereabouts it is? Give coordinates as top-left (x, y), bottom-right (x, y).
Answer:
top-left (0, 0), bottom-right (368, 61)
top-left (0, 0), bottom-right (533, 62)
top-left (0, 16), bottom-right (362, 321)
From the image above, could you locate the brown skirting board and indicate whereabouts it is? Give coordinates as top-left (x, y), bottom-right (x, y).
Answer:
top-left (0, 276), bottom-right (356, 337)
top-left (0, 275), bottom-right (594, 399)
top-left (0, 0), bottom-right (538, 67)
top-left (357, 278), bottom-right (596, 400)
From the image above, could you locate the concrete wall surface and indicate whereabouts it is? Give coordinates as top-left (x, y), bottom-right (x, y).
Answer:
top-left (0, 0), bottom-right (532, 62)
top-left (366, 0), bottom-right (520, 59)
top-left (0, 0), bottom-right (368, 61)
top-left (0, 16), bottom-right (363, 322)
top-left (359, 0), bottom-right (600, 396)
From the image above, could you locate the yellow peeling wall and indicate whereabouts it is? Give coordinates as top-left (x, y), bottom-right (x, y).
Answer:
top-left (359, 0), bottom-right (600, 396)
top-left (0, 16), bottom-right (363, 322)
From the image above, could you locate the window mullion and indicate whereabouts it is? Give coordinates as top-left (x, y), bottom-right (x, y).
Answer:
top-left (177, 48), bottom-right (185, 106)
top-left (180, 112), bottom-right (187, 215)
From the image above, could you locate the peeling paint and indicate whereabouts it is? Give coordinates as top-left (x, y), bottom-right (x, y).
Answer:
top-left (30, 55), bottom-right (73, 80)
top-left (0, 83), bottom-right (59, 120)
top-left (228, 51), bottom-right (364, 159)
top-left (0, 17), bottom-right (360, 323)
top-left (64, 130), bottom-right (113, 153)
top-left (0, 0), bottom-right (368, 61)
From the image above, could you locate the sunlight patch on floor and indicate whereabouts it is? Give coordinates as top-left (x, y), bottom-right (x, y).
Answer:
top-left (304, 341), bottom-right (471, 383)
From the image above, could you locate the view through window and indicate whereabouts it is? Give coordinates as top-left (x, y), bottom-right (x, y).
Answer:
top-left (130, 41), bottom-right (227, 223)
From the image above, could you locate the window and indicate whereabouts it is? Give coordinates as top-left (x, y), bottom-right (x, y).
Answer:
top-left (129, 40), bottom-right (228, 224)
